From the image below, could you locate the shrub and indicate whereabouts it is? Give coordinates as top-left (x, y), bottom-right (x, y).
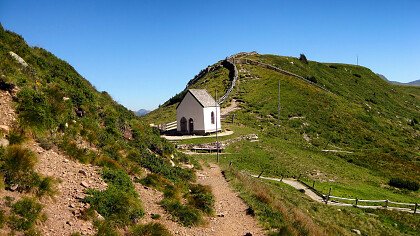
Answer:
top-left (160, 198), bottom-right (202, 226)
top-left (353, 73), bottom-right (361, 78)
top-left (36, 176), bottom-right (57, 197)
top-left (84, 186), bottom-right (144, 226)
top-left (299, 54), bottom-right (308, 64)
top-left (151, 214), bottom-right (161, 220)
top-left (93, 220), bottom-right (120, 236)
top-left (9, 197), bottom-right (43, 231)
top-left (17, 87), bottom-right (54, 129)
top-left (188, 184), bottom-right (214, 215)
top-left (0, 78), bottom-right (15, 92)
top-left (389, 178), bottom-right (419, 191)
top-left (139, 153), bottom-right (194, 183)
top-left (37, 137), bottom-right (54, 150)
top-left (140, 173), bottom-right (170, 191)
top-left (128, 222), bottom-right (171, 236)
top-left (329, 65), bottom-right (338, 69)
top-left (84, 168), bottom-right (144, 226)
top-left (7, 129), bottom-right (26, 145)
top-left (409, 117), bottom-right (419, 126)
top-left (1, 145), bottom-right (39, 191)
top-left (101, 168), bottom-right (134, 192)
top-left (305, 76), bottom-right (317, 84)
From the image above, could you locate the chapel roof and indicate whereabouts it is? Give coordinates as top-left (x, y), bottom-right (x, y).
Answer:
top-left (188, 89), bottom-right (219, 107)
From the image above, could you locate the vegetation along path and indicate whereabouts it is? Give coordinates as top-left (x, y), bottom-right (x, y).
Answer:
top-left (137, 163), bottom-right (265, 236)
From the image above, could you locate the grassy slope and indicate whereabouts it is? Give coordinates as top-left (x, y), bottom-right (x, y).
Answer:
top-left (145, 53), bottom-right (420, 235)
top-left (0, 25), bottom-right (210, 232)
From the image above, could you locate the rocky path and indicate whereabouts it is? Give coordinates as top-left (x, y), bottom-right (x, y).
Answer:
top-left (136, 163), bottom-right (265, 236)
top-left (1, 90), bottom-right (108, 235)
top-left (32, 142), bottom-right (107, 236)
top-left (221, 99), bottom-right (240, 116)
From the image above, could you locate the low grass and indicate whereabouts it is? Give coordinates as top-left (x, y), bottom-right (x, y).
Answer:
top-left (202, 158), bottom-right (420, 235)
top-left (128, 222), bottom-right (171, 236)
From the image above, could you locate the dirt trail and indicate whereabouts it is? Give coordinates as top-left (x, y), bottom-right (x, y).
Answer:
top-left (221, 99), bottom-right (240, 116)
top-left (33, 142), bottom-right (107, 236)
top-left (136, 163), bottom-right (265, 236)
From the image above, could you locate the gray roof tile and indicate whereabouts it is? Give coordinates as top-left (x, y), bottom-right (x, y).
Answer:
top-left (188, 89), bottom-right (219, 107)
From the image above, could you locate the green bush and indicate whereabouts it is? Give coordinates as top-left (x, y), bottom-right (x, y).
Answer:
top-left (389, 178), bottom-right (419, 191)
top-left (1, 145), bottom-right (39, 191)
top-left (17, 87), bottom-right (54, 130)
top-left (160, 198), bottom-right (202, 226)
top-left (188, 184), bottom-right (214, 215)
top-left (128, 222), bottom-right (171, 236)
top-left (84, 168), bottom-right (144, 226)
top-left (140, 173), bottom-right (170, 191)
top-left (93, 220), bottom-right (120, 236)
top-left (36, 176), bottom-right (57, 197)
top-left (85, 186), bottom-right (144, 226)
top-left (9, 197), bottom-right (43, 231)
top-left (139, 153), bottom-right (194, 183)
top-left (101, 168), bottom-right (136, 195)
top-left (7, 128), bottom-right (26, 145)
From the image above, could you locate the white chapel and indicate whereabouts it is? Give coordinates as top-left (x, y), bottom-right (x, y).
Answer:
top-left (176, 89), bottom-right (221, 134)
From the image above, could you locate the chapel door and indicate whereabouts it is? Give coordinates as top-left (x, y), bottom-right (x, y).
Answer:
top-left (180, 117), bottom-right (187, 133)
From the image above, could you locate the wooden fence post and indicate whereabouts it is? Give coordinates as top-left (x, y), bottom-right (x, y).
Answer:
top-left (385, 200), bottom-right (389, 208)
top-left (312, 181), bottom-right (315, 188)
top-left (355, 198), bottom-right (358, 206)
top-left (280, 175), bottom-right (283, 181)
top-left (414, 203), bottom-right (418, 214)
top-left (325, 188), bottom-right (331, 204)
top-left (258, 170), bottom-right (264, 178)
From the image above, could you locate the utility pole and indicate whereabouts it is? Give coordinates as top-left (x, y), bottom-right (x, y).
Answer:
top-left (278, 80), bottom-right (281, 124)
top-left (215, 90), bottom-right (219, 163)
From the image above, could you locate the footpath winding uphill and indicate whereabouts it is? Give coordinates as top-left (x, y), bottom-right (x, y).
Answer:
top-left (2, 90), bottom-right (264, 235)
top-left (136, 163), bottom-right (265, 236)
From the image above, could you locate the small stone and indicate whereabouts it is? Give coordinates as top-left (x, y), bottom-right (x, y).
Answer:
top-left (79, 170), bottom-right (87, 176)
top-left (0, 138), bottom-right (9, 147)
top-left (69, 203), bottom-right (76, 208)
top-left (337, 209), bottom-right (341, 212)
top-left (66, 221), bottom-right (72, 226)
top-left (97, 213), bottom-right (105, 221)
top-left (81, 181), bottom-right (89, 188)
top-left (144, 186), bottom-right (149, 190)
top-left (72, 209), bottom-right (80, 215)
top-left (0, 125), bottom-right (10, 133)
top-left (244, 233), bottom-right (253, 236)
top-left (217, 213), bottom-right (225, 217)
top-left (351, 229), bottom-right (361, 235)
top-left (10, 184), bottom-right (18, 191)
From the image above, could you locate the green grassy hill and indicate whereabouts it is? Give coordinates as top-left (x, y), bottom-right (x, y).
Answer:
top-left (146, 52), bottom-right (420, 235)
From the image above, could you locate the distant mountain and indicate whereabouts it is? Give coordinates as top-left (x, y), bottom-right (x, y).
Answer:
top-left (376, 73), bottom-right (419, 86)
top-left (135, 109), bottom-right (150, 116)
top-left (407, 79), bottom-right (420, 86)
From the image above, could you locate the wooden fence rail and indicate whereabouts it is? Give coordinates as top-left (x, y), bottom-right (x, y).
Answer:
top-left (297, 178), bottom-right (418, 214)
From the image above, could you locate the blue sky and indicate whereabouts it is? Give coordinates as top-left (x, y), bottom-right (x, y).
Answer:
top-left (1, 0), bottom-right (419, 110)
